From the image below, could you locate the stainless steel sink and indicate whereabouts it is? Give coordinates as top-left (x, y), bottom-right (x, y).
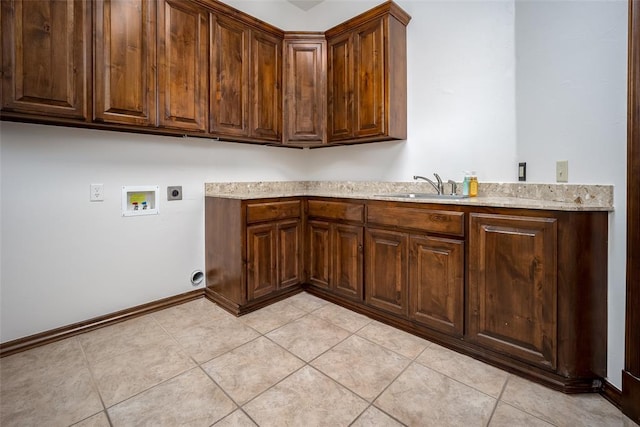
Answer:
top-left (376, 193), bottom-right (470, 200)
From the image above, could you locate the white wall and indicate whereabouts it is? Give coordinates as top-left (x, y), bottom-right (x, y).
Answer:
top-left (515, 0), bottom-right (628, 389)
top-left (0, 0), bottom-right (627, 389)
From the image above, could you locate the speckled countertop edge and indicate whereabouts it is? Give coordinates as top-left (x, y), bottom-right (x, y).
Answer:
top-left (204, 181), bottom-right (614, 212)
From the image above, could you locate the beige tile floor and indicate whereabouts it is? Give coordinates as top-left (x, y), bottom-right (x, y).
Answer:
top-left (0, 292), bottom-right (635, 427)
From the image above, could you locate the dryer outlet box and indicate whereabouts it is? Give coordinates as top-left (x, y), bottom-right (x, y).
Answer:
top-left (167, 186), bottom-right (182, 201)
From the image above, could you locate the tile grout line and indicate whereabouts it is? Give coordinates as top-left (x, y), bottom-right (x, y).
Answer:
top-left (75, 335), bottom-right (115, 427)
top-left (484, 374), bottom-right (510, 426)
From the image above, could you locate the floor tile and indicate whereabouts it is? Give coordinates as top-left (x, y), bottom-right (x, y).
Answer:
top-left (311, 303), bottom-right (372, 333)
top-left (351, 406), bottom-right (405, 427)
top-left (1, 342), bottom-right (104, 427)
top-left (266, 314), bottom-right (350, 362)
top-left (78, 315), bottom-right (168, 364)
top-left (415, 343), bottom-right (509, 398)
top-left (90, 335), bottom-right (195, 407)
top-left (172, 316), bottom-right (261, 363)
top-left (153, 298), bottom-right (232, 336)
top-left (240, 299), bottom-right (307, 334)
top-left (243, 366), bottom-right (368, 427)
top-left (202, 336), bottom-right (304, 404)
top-left (357, 321), bottom-right (430, 359)
top-left (108, 368), bottom-right (235, 426)
top-left (311, 335), bottom-right (410, 401)
top-left (375, 362), bottom-right (496, 426)
top-left (213, 410), bottom-right (258, 426)
top-left (501, 375), bottom-right (630, 426)
top-left (285, 292), bottom-right (329, 312)
top-left (72, 411), bottom-right (111, 427)
top-left (489, 402), bottom-right (553, 427)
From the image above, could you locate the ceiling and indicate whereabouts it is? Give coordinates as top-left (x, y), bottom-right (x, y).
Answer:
top-left (287, 0), bottom-right (325, 11)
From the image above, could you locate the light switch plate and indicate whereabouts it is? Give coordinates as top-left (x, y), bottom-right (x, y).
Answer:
top-left (556, 160), bottom-right (569, 183)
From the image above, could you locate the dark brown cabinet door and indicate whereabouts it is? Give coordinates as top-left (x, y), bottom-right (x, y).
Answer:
top-left (409, 235), bottom-right (464, 336)
top-left (247, 223), bottom-right (277, 300)
top-left (210, 15), bottom-right (249, 137)
top-left (283, 37), bottom-right (326, 145)
top-left (308, 220), bottom-right (331, 289)
top-left (1, 0), bottom-right (88, 119)
top-left (251, 29), bottom-right (281, 141)
top-left (353, 17), bottom-right (385, 138)
top-left (94, 0), bottom-right (156, 126)
top-left (327, 33), bottom-right (353, 141)
top-left (278, 219), bottom-right (302, 289)
top-left (333, 224), bottom-right (363, 300)
top-left (469, 213), bottom-right (558, 370)
top-left (157, 0), bottom-right (208, 132)
top-left (365, 228), bottom-right (408, 316)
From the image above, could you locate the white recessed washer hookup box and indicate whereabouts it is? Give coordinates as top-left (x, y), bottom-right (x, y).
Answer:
top-left (122, 185), bottom-right (159, 217)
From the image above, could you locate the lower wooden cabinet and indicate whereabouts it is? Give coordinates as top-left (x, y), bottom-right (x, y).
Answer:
top-left (206, 196), bottom-right (608, 393)
top-left (308, 220), bottom-right (363, 300)
top-left (409, 235), bottom-right (464, 336)
top-left (205, 197), bottom-right (302, 314)
top-left (469, 213), bottom-right (558, 370)
top-left (364, 228), bottom-right (408, 316)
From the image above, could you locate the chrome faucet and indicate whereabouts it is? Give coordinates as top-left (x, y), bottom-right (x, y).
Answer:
top-left (413, 174), bottom-right (444, 194)
top-left (447, 179), bottom-right (457, 195)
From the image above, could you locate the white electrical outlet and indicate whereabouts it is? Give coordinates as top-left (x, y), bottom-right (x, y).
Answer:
top-left (90, 184), bottom-right (104, 201)
top-left (556, 161), bottom-right (569, 183)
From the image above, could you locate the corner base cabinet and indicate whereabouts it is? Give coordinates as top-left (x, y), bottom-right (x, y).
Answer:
top-left (205, 197), bottom-right (303, 315)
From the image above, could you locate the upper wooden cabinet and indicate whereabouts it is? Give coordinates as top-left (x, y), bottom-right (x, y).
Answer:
top-left (283, 34), bottom-right (327, 146)
top-left (1, 0), bottom-right (89, 120)
top-left (158, 0), bottom-right (208, 132)
top-left (94, 0), bottom-right (156, 126)
top-left (326, 2), bottom-right (410, 143)
top-left (210, 15), bottom-right (249, 137)
top-left (251, 29), bottom-right (282, 142)
top-left (1, 0), bottom-right (409, 148)
top-left (210, 15), bottom-right (282, 142)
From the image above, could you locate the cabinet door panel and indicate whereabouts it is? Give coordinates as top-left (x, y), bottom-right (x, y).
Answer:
top-left (334, 224), bottom-right (363, 300)
top-left (94, 0), bottom-right (156, 126)
top-left (327, 33), bottom-right (353, 141)
top-left (247, 223), bottom-right (277, 300)
top-left (210, 15), bottom-right (249, 136)
top-left (252, 30), bottom-right (281, 141)
top-left (410, 236), bottom-right (464, 336)
top-left (1, 0), bottom-right (88, 119)
top-left (278, 219), bottom-right (302, 289)
top-left (353, 18), bottom-right (385, 137)
top-left (308, 220), bottom-right (331, 289)
top-left (283, 40), bottom-right (326, 144)
top-left (365, 228), bottom-right (408, 316)
top-left (469, 213), bottom-right (558, 370)
top-left (158, 0), bottom-right (208, 131)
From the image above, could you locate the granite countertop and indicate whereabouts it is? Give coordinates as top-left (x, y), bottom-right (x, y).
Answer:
top-left (204, 181), bottom-right (614, 212)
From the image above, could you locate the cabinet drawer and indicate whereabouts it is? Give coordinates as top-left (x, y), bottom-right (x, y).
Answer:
top-left (308, 200), bottom-right (364, 223)
top-left (247, 200), bottom-right (301, 223)
top-left (367, 205), bottom-right (464, 236)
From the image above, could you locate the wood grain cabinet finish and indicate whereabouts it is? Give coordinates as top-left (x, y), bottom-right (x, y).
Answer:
top-left (210, 15), bottom-right (283, 142)
top-left (205, 197), bottom-right (303, 315)
top-left (1, 0), bottom-right (89, 120)
top-left (283, 35), bottom-right (327, 145)
top-left (251, 29), bottom-right (282, 142)
top-left (326, 2), bottom-right (410, 143)
top-left (469, 213), bottom-right (558, 370)
top-left (210, 15), bottom-right (249, 137)
top-left (158, 0), bottom-right (208, 132)
top-left (409, 235), bottom-right (464, 336)
top-left (94, 0), bottom-right (156, 126)
top-left (307, 200), bottom-right (364, 300)
top-left (365, 228), bottom-right (409, 316)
